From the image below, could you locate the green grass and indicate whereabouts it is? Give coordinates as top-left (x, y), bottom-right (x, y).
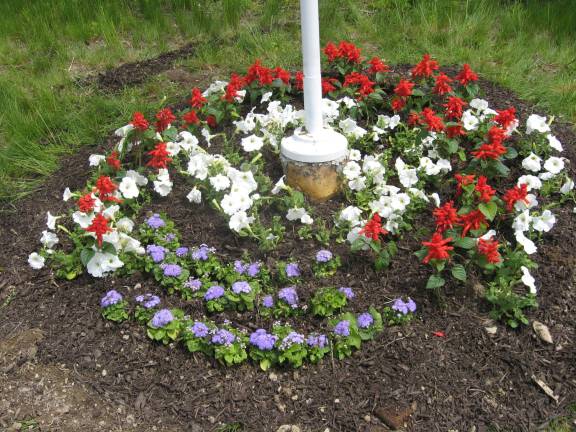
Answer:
top-left (0, 0), bottom-right (575, 201)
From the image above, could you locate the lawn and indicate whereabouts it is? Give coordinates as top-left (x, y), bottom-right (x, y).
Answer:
top-left (0, 0), bottom-right (575, 201)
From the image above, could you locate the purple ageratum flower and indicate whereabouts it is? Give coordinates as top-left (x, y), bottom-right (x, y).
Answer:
top-left (211, 329), bottom-right (236, 346)
top-left (392, 298), bottom-right (414, 315)
top-left (232, 281), bottom-right (252, 294)
top-left (406, 297), bottom-right (417, 313)
top-left (279, 331), bottom-right (305, 350)
top-left (204, 285), bottom-right (225, 301)
top-left (101, 290), bottom-right (122, 308)
top-left (306, 333), bottom-right (328, 349)
top-left (190, 321), bottom-right (209, 338)
top-left (184, 278), bottom-right (202, 291)
top-left (135, 293), bottom-right (161, 309)
top-left (165, 233), bottom-right (176, 242)
top-left (285, 263), bottom-right (300, 278)
top-left (146, 245), bottom-right (166, 263)
top-left (192, 244), bottom-right (213, 261)
top-left (151, 309), bottom-right (174, 328)
top-left (339, 287), bottom-right (355, 300)
top-left (333, 320), bottom-right (350, 337)
top-left (246, 262), bottom-right (261, 278)
top-left (316, 249), bottom-right (333, 263)
top-left (234, 260), bottom-right (246, 274)
top-left (262, 295), bottom-right (274, 308)
top-left (249, 329), bottom-right (278, 351)
top-left (357, 312), bottom-right (374, 329)
top-left (278, 287), bottom-right (298, 307)
top-left (175, 247), bottom-right (189, 257)
top-left (162, 263), bottom-right (182, 277)
top-left (146, 213), bottom-right (165, 229)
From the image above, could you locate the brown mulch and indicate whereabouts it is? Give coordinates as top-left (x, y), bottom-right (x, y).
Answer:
top-left (1, 52), bottom-right (575, 432)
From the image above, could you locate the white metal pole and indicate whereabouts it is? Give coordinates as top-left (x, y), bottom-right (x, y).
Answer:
top-left (300, 0), bottom-right (323, 136)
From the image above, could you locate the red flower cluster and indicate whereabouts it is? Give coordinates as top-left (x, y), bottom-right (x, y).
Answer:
top-left (474, 176), bottom-right (495, 203)
top-left (106, 151), bottom-right (121, 171)
top-left (477, 238), bottom-right (501, 263)
top-left (412, 54), bottom-right (439, 78)
top-left (422, 232), bottom-right (453, 264)
top-left (155, 108), bottom-right (176, 133)
top-left (433, 201), bottom-right (460, 233)
top-left (273, 67), bottom-right (291, 84)
top-left (359, 213), bottom-right (388, 241)
top-left (343, 72), bottom-right (375, 99)
top-left (494, 107), bottom-right (517, 129)
top-left (444, 96), bottom-right (467, 120)
top-left (182, 109), bottom-right (200, 126)
top-left (245, 59), bottom-right (274, 86)
top-left (131, 112), bottom-right (149, 131)
top-left (458, 210), bottom-right (486, 237)
top-left (471, 126), bottom-right (508, 160)
top-left (321, 77), bottom-right (339, 95)
top-left (455, 64), bottom-right (478, 85)
top-left (421, 107), bottom-right (445, 132)
top-left (206, 115), bottom-right (218, 129)
top-left (95, 176), bottom-right (120, 203)
top-left (433, 72), bottom-right (453, 95)
top-left (85, 213), bottom-right (111, 248)
top-left (455, 173), bottom-right (475, 195)
top-left (502, 183), bottom-right (529, 211)
top-left (189, 87), bottom-right (207, 108)
top-left (78, 193), bottom-right (96, 213)
top-left (394, 79), bottom-right (414, 97)
top-left (446, 124), bottom-right (466, 138)
top-left (367, 57), bottom-right (389, 74)
top-left (146, 142), bottom-right (172, 170)
top-left (295, 71), bottom-right (304, 91)
top-left (391, 97), bottom-right (406, 112)
top-left (323, 41), bottom-right (362, 63)
top-left (223, 73), bottom-right (246, 103)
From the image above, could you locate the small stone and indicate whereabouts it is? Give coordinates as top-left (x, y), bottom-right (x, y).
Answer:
top-left (374, 403), bottom-right (416, 430)
top-left (269, 372), bottom-right (278, 382)
top-left (364, 415), bottom-right (371, 422)
top-left (101, 369), bottom-right (107, 377)
top-left (334, 398), bottom-right (340, 404)
top-left (291, 395), bottom-right (298, 401)
top-left (485, 326), bottom-right (498, 335)
top-left (533, 321), bottom-right (553, 344)
top-left (276, 425), bottom-right (301, 432)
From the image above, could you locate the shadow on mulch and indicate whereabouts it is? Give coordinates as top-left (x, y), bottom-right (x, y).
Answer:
top-left (1, 47), bottom-right (575, 432)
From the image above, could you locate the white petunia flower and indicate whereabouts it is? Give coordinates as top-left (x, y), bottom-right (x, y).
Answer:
top-left (512, 210), bottom-right (532, 232)
top-left (526, 114), bottom-right (550, 135)
top-left (178, 131), bottom-right (200, 152)
top-left (201, 128), bottom-right (216, 146)
top-left (348, 149), bottom-right (362, 161)
top-left (430, 193), bottom-right (441, 207)
top-left (339, 206), bottom-right (362, 226)
top-left (398, 168), bottom-right (418, 188)
top-left (343, 161), bottom-right (361, 180)
top-left (300, 214), bottom-right (314, 225)
top-left (338, 96), bottom-right (357, 109)
top-left (543, 156), bottom-right (565, 175)
top-left (102, 205), bottom-right (120, 220)
top-left (521, 266), bottom-right (537, 294)
top-left (515, 231), bottom-right (537, 255)
top-left (261, 92), bottom-right (273, 104)
top-left (521, 153), bottom-right (541, 172)
top-left (286, 207), bottom-right (307, 221)
top-left (560, 178), bottom-right (574, 194)
top-left (187, 187), bottom-right (202, 204)
top-left (517, 175), bottom-right (542, 191)
top-left (346, 226), bottom-right (370, 250)
top-left (348, 176), bottom-right (366, 191)
top-left (86, 250), bottom-right (124, 278)
top-left (125, 170), bottom-right (148, 186)
top-left (546, 134), bottom-right (563, 152)
top-left (461, 110), bottom-right (479, 131)
top-left (514, 194), bottom-right (538, 212)
top-left (119, 176), bottom-right (139, 199)
top-left (241, 134), bottom-right (265, 152)
top-left (28, 252), bottom-right (45, 270)
top-left (480, 230), bottom-right (496, 241)
top-left (153, 169), bottom-right (173, 196)
top-left (89, 154), bottom-right (106, 167)
top-left (72, 211), bottom-right (95, 229)
top-left (40, 230), bottom-right (59, 248)
top-left (370, 196), bottom-right (394, 219)
top-left (339, 118), bottom-right (367, 139)
top-left (469, 98), bottom-right (489, 112)
top-left (62, 187), bottom-right (72, 202)
top-left (229, 211), bottom-right (254, 233)
top-left (271, 176), bottom-right (287, 195)
top-left (114, 124), bottom-right (134, 137)
top-left (209, 174), bottom-right (231, 192)
top-left (116, 217), bottom-right (134, 233)
top-left (46, 211), bottom-right (59, 230)
top-left (532, 210), bottom-right (556, 232)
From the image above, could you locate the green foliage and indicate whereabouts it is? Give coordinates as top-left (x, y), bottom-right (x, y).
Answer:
top-left (101, 301), bottom-right (129, 322)
top-left (310, 287), bottom-right (347, 317)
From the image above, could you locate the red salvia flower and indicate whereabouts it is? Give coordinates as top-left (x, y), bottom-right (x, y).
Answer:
top-left (343, 72), bottom-right (375, 99)
top-left (367, 57), bottom-right (389, 74)
top-left (189, 87), bottom-right (207, 108)
top-left (455, 173), bottom-right (475, 196)
top-left (412, 54), bottom-right (439, 78)
top-left (95, 176), bottom-right (117, 198)
top-left (273, 67), bottom-right (291, 84)
top-left (131, 112), bottom-right (149, 131)
top-left (78, 193), bottom-right (96, 213)
top-left (182, 110), bottom-right (200, 126)
top-left (295, 71), bottom-right (304, 91)
top-left (146, 142), bottom-right (172, 170)
top-left (471, 141), bottom-right (507, 160)
top-left (223, 73), bottom-right (245, 103)
top-left (407, 111), bottom-right (421, 127)
top-left (477, 238), bottom-right (501, 263)
top-left (85, 213), bottom-right (111, 248)
top-left (458, 210), bottom-right (486, 237)
top-left (422, 232), bottom-right (454, 264)
top-left (455, 64), bottom-right (478, 85)
top-left (433, 72), bottom-right (453, 95)
top-left (155, 108), bottom-right (176, 133)
top-left (474, 176), bottom-right (496, 203)
top-left (487, 126), bottom-right (507, 145)
top-left (394, 79), bottom-right (414, 97)
top-left (106, 151), bottom-right (121, 171)
top-left (433, 201), bottom-right (460, 233)
top-left (446, 124), bottom-right (466, 138)
top-left (321, 77), bottom-right (338, 95)
top-left (494, 107), bottom-right (517, 129)
top-left (338, 41), bottom-right (361, 63)
top-left (444, 96), bottom-right (467, 120)
top-left (245, 59), bottom-right (274, 86)
top-left (502, 183), bottom-right (529, 211)
top-left (323, 42), bottom-right (341, 62)
top-left (421, 107), bottom-right (445, 132)
top-left (359, 213), bottom-right (388, 241)
top-left (206, 115), bottom-right (218, 129)
top-left (391, 97), bottom-right (406, 112)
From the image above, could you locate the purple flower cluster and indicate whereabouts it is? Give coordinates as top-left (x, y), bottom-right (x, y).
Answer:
top-left (146, 213), bottom-right (165, 229)
top-left (135, 293), bottom-right (161, 309)
top-left (204, 285), bottom-right (225, 301)
top-left (278, 287), bottom-right (298, 307)
top-left (151, 309), bottom-right (174, 328)
top-left (192, 244), bottom-right (213, 261)
top-left (161, 263), bottom-right (182, 277)
top-left (334, 320), bottom-right (350, 337)
top-left (211, 329), bottom-right (236, 346)
top-left (146, 245), bottom-right (166, 263)
top-left (279, 331), bottom-right (305, 350)
top-left (101, 290), bottom-right (122, 308)
top-left (285, 263), bottom-right (300, 278)
top-left (175, 247), bottom-right (189, 257)
top-left (339, 287), bottom-right (355, 300)
top-left (165, 233), bottom-right (176, 242)
top-left (262, 295), bottom-right (274, 308)
top-left (234, 260), bottom-right (261, 277)
top-left (316, 249), bottom-right (333, 263)
top-left (357, 312), bottom-right (374, 329)
top-left (184, 278), bottom-right (202, 292)
top-left (306, 333), bottom-right (328, 349)
top-left (249, 329), bottom-right (278, 351)
top-left (392, 297), bottom-right (417, 315)
top-left (231, 281), bottom-right (252, 294)
top-left (190, 321), bottom-right (209, 338)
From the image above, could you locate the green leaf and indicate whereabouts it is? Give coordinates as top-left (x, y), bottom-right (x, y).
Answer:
top-left (414, 248), bottom-right (428, 261)
top-left (478, 201), bottom-right (497, 221)
top-left (426, 274), bottom-right (445, 289)
top-left (505, 146), bottom-right (518, 159)
top-left (411, 89), bottom-right (425, 97)
top-left (80, 248), bottom-right (95, 266)
top-left (451, 264), bottom-right (467, 282)
top-left (454, 237), bottom-right (476, 249)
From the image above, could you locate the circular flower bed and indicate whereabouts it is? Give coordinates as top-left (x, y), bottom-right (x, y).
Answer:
top-left (28, 41), bottom-right (574, 368)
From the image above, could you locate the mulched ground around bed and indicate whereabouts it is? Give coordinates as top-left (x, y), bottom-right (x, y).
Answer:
top-left (1, 56), bottom-right (575, 432)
